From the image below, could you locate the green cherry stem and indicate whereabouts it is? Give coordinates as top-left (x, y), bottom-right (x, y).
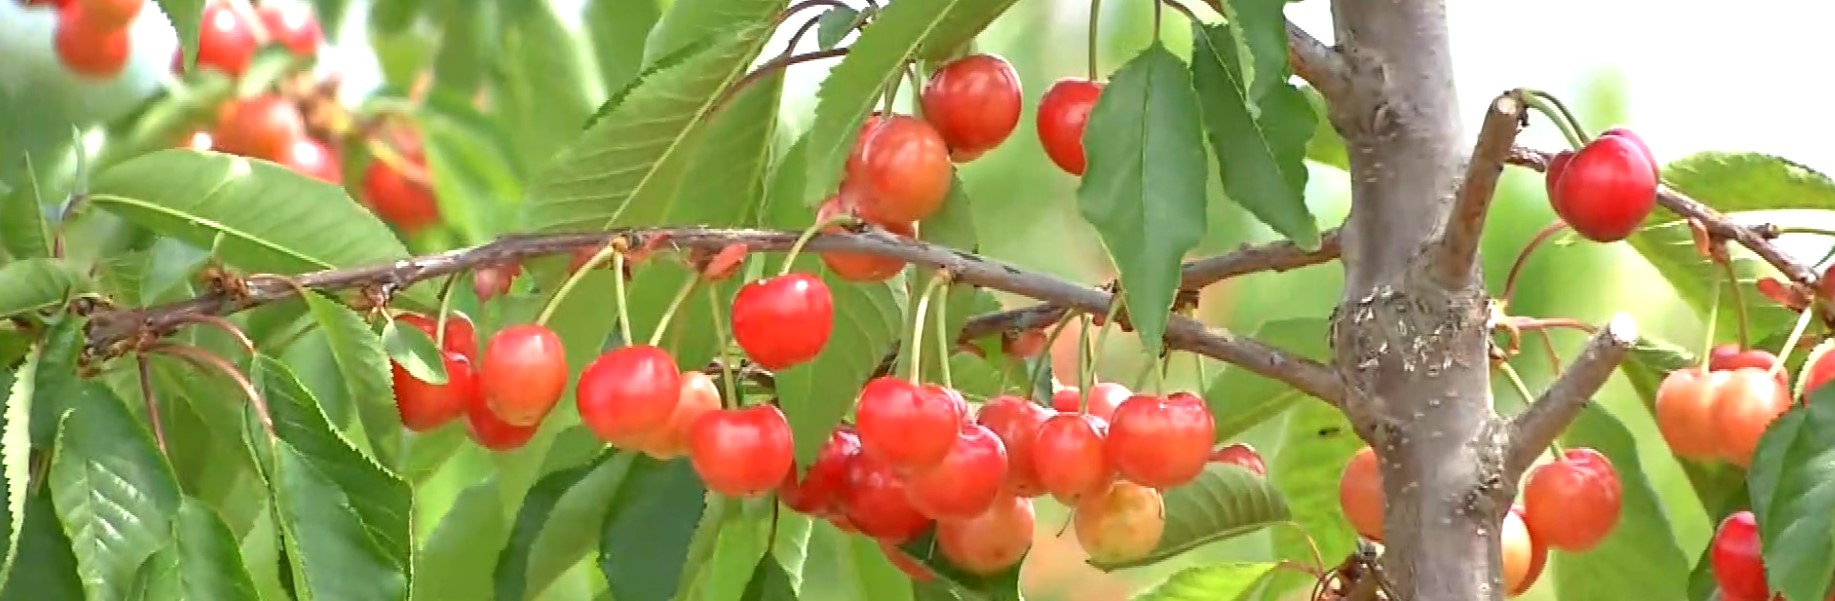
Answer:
top-left (647, 276), bottom-right (701, 347)
top-left (433, 273), bottom-right (458, 350)
top-left (931, 277), bottom-right (955, 388)
top-left (1498, 359), bottom-right (1556, 457)
top-left (1777, 227), bottom-right (1835, 239)
top-left (1076, 315), bottom-right (1094, 413)
top-left (1027, 312), bottom-right (1078, 401)
top-left (1771, 305), bottom-right (1818, 382)
top-left (880, 63), bottom-right (904, 119)
top-left (535, 240), bottom-right (623, 328)
top-left (779, 215), bottom-right (856, 277)
top-left (1520, 89), bottom-right (1589, 150)
top-left (906, 274), bottom-right (949, 383)
top-left (1080, 298), bottom-right (1127, 412)
top-left (1699, 282), bottom-right (1723, 367)
top-left (1714, 253), bottom-right (1752, 348)
top-left (611, 252), bottom-right (632, 344)
top-left (706, 287), bottom-right (740, 410)
top-left (1086, 0), bottom-right (1102, 80)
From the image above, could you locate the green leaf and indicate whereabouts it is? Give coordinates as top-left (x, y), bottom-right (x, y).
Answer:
top-left (891, 526), bottom-right (1021, 600)
top-left (49, 387), bottom-right (183, 601)
top-left (585, 0), bottom-right (663, 95)
top-left (86, 150), bottom-right (412, 284)
top-left (28, 318), bottom-right (92, 450)
top-left (498, 0), bottom-right (600, 168)
top-left (1550, 403), bottom-right (1691, 601)
top-left (1749, 385), bottom-right (1835, 601)
top-left (417, 94), bottom-right (527, 245)
top-left (494, 451), bottom-right (636, 601)
top-left (1188, 22), bottom-right (1319, 248)
top-left (522, 24), bottom-right (773, 233)
top-left (1090, 464), bottom-right (1289, 570)
top-left (644, 0), bottom-right (783, 65)
top-left (1205, 319), bottom-right (1328, 440)
top-left (1299, 87), bottom-right (1347, 171)
top-left (0, 155), bottom-right (52, 260)
top-left (840, 530), bottom-right (916, 601)
top-left (0, 348), bottom-right (34, 588)
top-left (131, 499), bottom-right (261, 601)
top-left (0, 259), bottom-right (92, 319)
top-left (155, 0), bottom-right (205, 70)
top-left (815, 7), bottom-right (864, 49)
top-left (411, 480), bottom-right (509, 601)
top-left (913, 0), bottom-right (1021, 59)
top-left (1076, 42), bottom-right (1209, 359)
top-left (600, 457), bottom-right (707, 601)
top-left (1134, 562), bottom-right (1278, 601)
top-left (380, 318), bottom-right (447, 386)
top-left (0, 490), bottom-right (83, 600)
top-left (1270, 399), bottom-right (1361, 570)
top-left (298, 292), bottom-right (400, 466)
top-left (741, 553), bottom-right (800, 601)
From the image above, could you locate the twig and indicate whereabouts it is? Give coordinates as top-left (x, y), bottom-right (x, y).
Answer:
top-left (1285, 20), bottom-right (1350, 103)
top-left (1504, 313), bottom-right (1638, 475)
top-left (1437, 91), bottom-right (1525, 285)
top-left (136, 355), bottom-right (168, 454)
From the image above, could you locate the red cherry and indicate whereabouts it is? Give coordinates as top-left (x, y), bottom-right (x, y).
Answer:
top-left (974, 395), bottom-right (1053, 497)
top-left (1708, 345), bottom-right (1789, 388)
top-left (642, 371), bottom-right (722, 460)
top-left (846, 114), bottom-right (886, 180)
top-left (576, 345), bottom-right (682, 448)
top-left (936, 495), bottom-right (1034, 575)
top-left (53, 4), bottom-right (130, 78)
top-left (1549, 130), bottom-right (1659, 242)
top-left (391, 349), bottom-right (476, 432)
top-left (464, 392), bottom-right (539, 451)
top-left (1049, 382), bottom-right (1130, 420)
top-left (1338, 446), bottom-right (1384, 541)
top-left (1208, 443), bottom-right (1267, 477)
top-left (1073, 480), bottom-right (1165, 564)
top-left (78, 0), bottom-right (142, 27)
top-left (840, 452), bottom-right (933, 543)
top-left (1713, 367), bottom-right (1792, 467)
top-left (1799, 340), bottom-right (1835, 401)
top-left (1106, 393), bottom-right (1215, 489)
top-left (471, 263), bottom-right (522, 302)
top-left (905, 424), bottom-right (1008, 521)
top-left (1711, 511), bottom-right (1769, 601)
top-left (1600, 127), bottom-right (1660, 178)
top-left (1031, 412), bottom-right (1114, 504)
top-left (479, 324), bottom-right (570, 427)
top-left (849, 115), bottom-right (953, 224)
top-left (393, 311), bottom-right (478, 357)
top-left (1543, 150), bottom-right (1573, 200)
top-left (213, 95), bottom-right (306, 162)
top-left (688, 404), bottom-right (794, 498)
top-left (780, 427), bottom-right (861, 516)
top-left (256, 4), bottom-right (323, 57)
top-left (854, 376), bottom-right (962, 473)
top-left (1036, 78), bottom-right (1103, 176)
top-left (730, 274), bottom-right (834, 371)
top-left (276, 137), bottom-right (342, 184)
top-left (878, 540), bottom-right (932, 582)
top-left (361, 149), bottom-right (442, 234)
top-left (1654, 367), bottom-right (1725, 460)
top-left (1521, 447), bottom-right (1621, 552)
top-left (922, 384), bottom-right (971, 425)
top-left (1503, 506), bottom-right (1548, 596)
top-left (196, 1), bottom-right (259, 76)
top-left (815, 195), bottom-right (911, 282)
top-left (919, 54), bottom-right (1023, 161)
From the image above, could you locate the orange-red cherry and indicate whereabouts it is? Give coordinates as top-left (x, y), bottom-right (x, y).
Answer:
top-left (1503, 506), bottom-right (1547, 596)
top-left (780, 427), bottom-right (861, 516)
top-left (1548, 128), bottom-right (1659, 243)
top-left (1338, 446), bottom-right (1384, 541)
top-left (840, 452), bottom-right (933, 543)
top-left (849, 115), bottom-right (953, 225)
top-left (391, 350), bottom-right (476, 432)
top-left (1106, 393), bottom-right (1215, 489)
top-left (815, 195), bottom-right (911, 282)
top-left (256, 3), bottom-right (323, 57)
top-left (464, 392), bottom-right (539, 451)
top-left (196, 1), bottom-right (259, 76)
top-left (731, 274), bottom-right (834, 371)
top-left (854, 376), bottom-right (962, 473)
top-left (1713, 367), bottom-right (1793, 467)
top-left (688, 404), bottom-right (794, 498)
top-left (1209, 443), bottom-right (1267, 477)
top-left (1032, 412), bottom-right (1114, 504)
top-left (905, 424), bottom-right (1008, 521)
top-left (919, 54), bottom-right (1023, 161)
top-left (361, 149), bottom-right (442, 234)
top-left (276, 137), bottom-right (342, 184)
top-left (642, 372), bottom-right (722, 459)
top-left (1654, 367), bottom-right (1726, 460)
top-left (937, 495), bottom-right (1034, 575)
top-left (1036, 78), bottom-right (1103, 176)
top-left (53, 4), bottom-right (131, 78)
top-left (213, 95), bottom-right (305, 162)
top-left (1521, 447), bottom-right (1621, 552)
top-left (974, 395), bottom-right (1053, 497)
top-left (479, 324), bottom-right (569, 427)
top-left (576, 345), bottom-right (682, 448)
top-left (1050, 382), bottom-right (1130, 420)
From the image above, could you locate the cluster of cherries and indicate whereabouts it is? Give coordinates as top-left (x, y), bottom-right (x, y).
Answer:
top-left (1544, 127), bottom-right (1660, 243)
top-left (1338, 443), bottom-right (1624, 596)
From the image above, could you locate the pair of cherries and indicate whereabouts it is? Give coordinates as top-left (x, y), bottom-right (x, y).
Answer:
top-left (1654, 344), bottom-right (1793, 468)
top-left (388, 312), bottom-right (542, 451)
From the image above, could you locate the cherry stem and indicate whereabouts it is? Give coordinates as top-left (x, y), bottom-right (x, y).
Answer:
top-left (1513, 317), bottom-right (1598, 335)
top-left (779, 216), bottom-right (854, 277)
top-left (1156, 0), bottom-right (1195, 30)
top-left (612, 252), bottom-right (633, 343)
top-left (907, 275), bottom-right (948, 383)
top-left (169, 314), bottom-right (255, 356)
top-left (647, 276), bottom-right (701, 347)
top-left (136, 355), bottom-right (168, 455)
top-left (1028, 313), bottom-right (1078, 401)
top-left (880, 61), bottom-right (904, 118)
top-left (1715, 250), bottom-right (1752, 348)
top-left (433, 273), bottom-right (458, 350)
top-left (930, 274), bottom-right (955, 388)
top-left (706, 287), bottom-right (740, 410)
top-left (1076, 315), bottom-right (1094, 413)
top-left (1535, 329), bottom-right (1564, 372)
top-left (1086, 0), bottom-right (1102, 80)
top-left (905, 64), bottom-right (925, 120)
top-left (148, 343), bottom-right (273, 438)
top-left (1772, 305), bottom-right (1817, 382)
top-left (716, 48), bottom-right (849, 116)
top-left (1497, 361), bottom-right (1536, 409)
top-left (1777, 226), bottom-right (1835, 239)
top-left (536, 239), bottom-right (625, 329)
top-left (1520, 89), bottom-right (1590, 149)
top-left (1699, 282), bottom-right (1723, 367)
top-left (1275, 521), bottom-right (1328, 573)
top-left (1129, 356), bottom-right (1156, 391)
top-left (1500, 220), bottom-right (1570, 306)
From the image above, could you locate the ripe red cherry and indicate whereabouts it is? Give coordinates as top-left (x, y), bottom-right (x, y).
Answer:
top-left (780, 427), bottom-right (861, 516)
top-left (1036, 78), bottom-right (1104, 176)
top-left (923, 384), bottom-right (971, 424)
top-left (394, 311), bottom-right (478, 357)
top-left (731, 274), bottom-right (834, 371)
top-left (1654, 367), bottom-right (1726, 460)
top-left (1712, 511), bottom-right (1769, 601)
top-left (1709, 345), bottom-right (1789, 388)
top-left (256, 4), bottom-right (323, 57)
top-left (688, 404), bottom-right (794, 498)
top-left (1548, 129), bottom-right (1659, 243)
top-left (1338, 446), bottom-right (1384, 541)
top-left (53, 4), bottom-right (131, 78)
top-left (1209, 443), bottom-right (1267, 477)
top-left (642, 372), bottom-right (722, 460)
top-left (1050, 382), bottom-right (1130, 420)
top-left (854, 376), bottom-right (962, 472)
top-left (815, 195), bottom-right (911, 282)
top-left (361, 150), bottom-right (442, 234)
top-left (77, 0), bottom-right (142, 27)
top-left (464, 392), bottom-right (539, 451)
top-left (1032, 412), bottom-right (1114, 504)
top-left (845, 114), bottom-right (886, 177)
top-left (919, 54), bottom-right (1023, 162)
top-left (479, 324), bottom-right (570, 427)
top-left (840, 452), bottom-right (933, 543)
top-left (975, 396), bottom-right (1053, 497)
top-left (905, 424), bottom-right (1008, 521)
top-left (576, 345), bottom-right (682, 448)
top-left (850, 115), bottom-right (953, 225)
top-left (1544, 151), bottom-right (1573, 200)
top-left (276, 138), bottom-right (342, 184)
top-left (937, 495), bottom-right (1034, 575)
top-left (1503, 506), bottom-right (1548, 596)
top-left (1106, 393), bottom-right (1215, 489)
top-left (196, 1), bottom-right (259, 76)
top-left (391, 349), bottom-right (476, 432)
top-left (1800, 340), bottom-right (1835, 401)
top-left (1713, 367), bottom-right (1793, 467)
top-left (213, 95), bottom-right (306, 162)
top-left (1073, 480), bottom-right (1165, 564)
top-left (1521, 447), bottom-right (1621, 552)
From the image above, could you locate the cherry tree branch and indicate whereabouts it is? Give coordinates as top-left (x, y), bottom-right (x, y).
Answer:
top-left (84, 227), bottom-right (1349, 406)
top-left (1435, 91), bottom-right (1524, 284)
top-left (1286, 19), bottom-right (1350, 102)
top-left (1503, 313), bottom-right (1638, 474)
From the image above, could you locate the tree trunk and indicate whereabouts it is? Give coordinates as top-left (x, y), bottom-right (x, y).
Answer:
top-left (1324, 1), bottom-right (1515, 599)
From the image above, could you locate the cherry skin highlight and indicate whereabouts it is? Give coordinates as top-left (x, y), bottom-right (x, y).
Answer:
top-left (854, 376), bottom-right (962, 473)
top-left (974, 395), bottom-right (1053, 497)
top-left (840, 452), bottom-right (933, 543)
top-left (1106, 393), bottom-right (1215, 489)
top-left (276, 137), bottom-right (342, 184)
top-left (1032, 412), bottom-right (1114, 504)
top-left (1050, 382), bottom-right (1130, 420)
top-left (391, 350), bottom-right (477, 432)
top-left (1073, 480), bottom-right (1165, 564)
top-left (688, 404), bottom-right (794, 498)
top-left (1036, 78), bottom-right (1104, 176)
top-left (815, 195), bottom-right (911, 282)
top-left (919, 54), bottom-right (1023, 161)
top-left (1338, 446), bottom-right (1384, 541)
top-left (1521, 447), bottom-right (1622, 552)
top-left (905, 423), bottom-right (1009, 521)
top-left (641, 371), bottom-right (722, 460)
top-left (1654, 367), bottom-right (1726, 460)
top-left (779, 427), bottom-right (861, 516)
top-left (849, 115), bottom-right (953, 224)
top-left (731, 274), bottom-right (834, 371)
top-left (196, 1), bottom-right (259, 76)
top-left (479, 324), bottom-right (570, 427)
top-left (937, 495), bottom-right (1035, 575)
top-left (1549, 129), bottom-right (1659, 243)
top-left (1713, 367), bottom-right (1793, 467)
top-left (1209, 443), bottom-right (1267, 477)
top-left (1711, 511), bottom-right (1769, 601)
top-left (213, 95), bottom-right (306, 162)
top-left (575, 345), bottom-right (682, 448)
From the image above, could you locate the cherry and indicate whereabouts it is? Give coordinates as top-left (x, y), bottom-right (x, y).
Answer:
top-left (256, 4), bottom-right (323, 57)
top-left (1521, 447), bottom-right (1621, 552)
top-left (1502, 506), bottom-right (1547, 597)
top-left (849, 115), bottom-right (953, 225)
top-left (854, 376), bottom-right (962, 473)
top-left (1036, 79), bottom-right (1104, 176)
top-left (1654, 367), bottom-right (1725, 460)
top-left (923, 384), bottom-right (971, 425)
top-left (878, 541), bottom-right (932, 582)
top-left (688, 404), bottom-right (794, 498)
top-left (780, 427), bottom-right (861, 516)
top-left (1049, 382), bottom-right (1130, 420)
top-left (394, 311), bottom-right (478, 357)
top-left (919, 54), bottom-right (1023, 162)
top-left (906, 424), bottom-right (1008, 521)
top-left (479, 324), bottom-right (569, 427)
top-left (1031, 412), bottom-right (1114, 504)
top-left (1709, 345), bottom-right (1789, 388)
top-left (1601, 127), bottom-right (1661, 178)
top-left (196, 1), bottom-right (260, 76)
top-left (1800, 340), bottom-right (1835, 400)
top-left (1106, 393), bottom-right (1215, 489)
top-left (1713, 367), bottom-right (1792, 467)
top-left (79, 0), bottom-right (141, 27)
top-left (213, 95), bottom-right (305, 163)
top-left (464, 391), bottom-right (539, 451)
top-left (1548, 128), bottom-right (1659, 243)
top-left (845, 114), bottom-right (886, 177)
top-left (1208, 443), bottom-right (1267, 477)
top-left (1544, 151), bottom-right (1573, 201)
top-left (937, 495), bottom-right (1034, 575)
top-left (1072, 480), bottom-right (1165, 564)
top-left (361, 149), bottom-right (442, 234)
top-left (815, 195), bottom-right (911, 282)
top-left (840, 452), bottom-right (933, 543)
top-left (276, 137), bottom-right (342, 184)
top-left (471, 263), bottom-right (522, 302)
top-left (1002, 329), bottom-right (1047, 359)
top-left (731, 274), bottom-right (834, 371)
top-left (1338, 446), bottom-right (1384, 541)
top-left (391, 349), bottom-right (476, 432)
top-left (974, 395), bottom-right (1053, 497)
top-left (642, 371), bottom-right (722, 460)
top-left (1712, 511), bottom-right (1769, 601)
top-left (53, 4), bottom-right (131, 78)
top-left (576, 345), bottom-right (682, 448)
